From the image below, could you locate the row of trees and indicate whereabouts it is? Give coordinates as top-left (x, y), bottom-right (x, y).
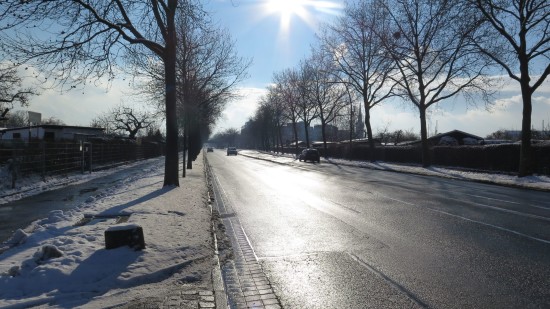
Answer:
top-left (244, 0), bottom-right (549, 177)
top-left (0, 0), bottom-right (249, 185)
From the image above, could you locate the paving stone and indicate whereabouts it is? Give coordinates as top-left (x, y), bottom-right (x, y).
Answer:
top-left (200, 296), bottom-right (215, 302)
top-left (241, 286), bottom-right (256, 293)
top-left (241, 281), bottom-right (256, 287)
top-left (254, 280), bottom-right (269, 286)
top-left (244, 294), bottom-right (261, 302)
top-left (262, 297), bottom-right (279, 304)
top-left (247, 300), bottom-right (263, 308)
top-left (243, 290), bottom-right (257, 297)
top-left (199, 301), bottom-right (216, 308)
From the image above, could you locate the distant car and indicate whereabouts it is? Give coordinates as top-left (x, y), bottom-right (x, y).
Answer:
top-left (227, 147), bottom-right (238, 156)
top-left (207, 147), bottom-right (214, 152)
top-left (299, 148), bottom-right (320, 163)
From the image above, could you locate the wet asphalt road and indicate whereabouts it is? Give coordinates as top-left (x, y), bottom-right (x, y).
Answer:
top-left (207, 151), bottom-right (550, 308)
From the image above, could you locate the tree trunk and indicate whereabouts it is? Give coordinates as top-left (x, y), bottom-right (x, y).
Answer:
top-left (364, 105), bottom-right (375, 162)
top-left (321, 121), bottom-right (328, 155)
top-left (163, 10), bottom-right (179, 187)
top-left (277, 120), bottom-right (283, 154)
top-left (187, 122), bottom-right (193, 170)
top-left (419, 106), bottom-right (430, 167)
top-left (518, 71), bottom-right (533, 177)
top-left (292, 120), bottom-right (299, 155)
top-left (187, 153), bottom-right (193, 169)
top-left (182, 130), bottom-right (187, 178)
top-left (349, 106), bottom-right (353, 160)
top-left (304, 120), bottom-right (310, 148)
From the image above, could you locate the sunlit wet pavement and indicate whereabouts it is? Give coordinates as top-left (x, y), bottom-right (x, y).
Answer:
top-left (207, 150), bottom-right (550, 309)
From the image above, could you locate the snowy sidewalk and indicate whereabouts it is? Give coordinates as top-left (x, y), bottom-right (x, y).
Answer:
top-left (0, 153), bottom-right (223, 308)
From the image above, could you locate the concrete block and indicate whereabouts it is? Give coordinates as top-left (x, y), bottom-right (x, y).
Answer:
top-left (104, 224), bottom-right (145, 250)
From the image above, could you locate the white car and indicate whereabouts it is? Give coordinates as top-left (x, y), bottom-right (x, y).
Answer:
top-left (227, 147), bottom-right (238, 155)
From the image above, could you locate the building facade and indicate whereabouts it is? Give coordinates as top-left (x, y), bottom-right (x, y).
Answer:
top-left (0, 125), bottom-right (105, 142)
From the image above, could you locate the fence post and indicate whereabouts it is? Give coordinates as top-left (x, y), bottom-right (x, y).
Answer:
top-left (41, 143), bottom-right (45, 179)
top-left (10, 149), bottom-right (18, 189)
top-left (88, 143), bottom-right (93, 174)
top-left (81, 141), bottom-right (84, 174)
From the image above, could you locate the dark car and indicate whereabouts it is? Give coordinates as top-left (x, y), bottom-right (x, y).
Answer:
top-left (299, 148), bottom-right (320, 163)
top-left (207, 147), bottom-right (214, 152)
top-left (227, 147), bottom-right (238, 156)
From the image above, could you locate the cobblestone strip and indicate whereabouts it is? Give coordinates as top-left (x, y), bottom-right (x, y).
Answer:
top-left (158, 289), bottom-right (217, 309)
top-left (118, 288), bottom-right (216, 309)
top-left (221, 218), bottom-right (281, 309)
top-left (208, 160), bottom-right (282, 308)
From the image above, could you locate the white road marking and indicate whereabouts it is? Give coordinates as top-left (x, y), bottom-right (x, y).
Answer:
top-left (381, 194), bottom-right (550, 245)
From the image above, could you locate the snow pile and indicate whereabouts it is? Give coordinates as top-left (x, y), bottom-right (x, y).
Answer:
top-left (0, 157), bottom-right (214, 308)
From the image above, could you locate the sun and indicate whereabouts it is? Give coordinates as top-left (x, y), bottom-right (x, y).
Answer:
top-left (261, 0), bottom-right (343, 33)
top-left (266, 0), bottom-right (306, 16)
top-left (264, 0), bottom-right (310, 32)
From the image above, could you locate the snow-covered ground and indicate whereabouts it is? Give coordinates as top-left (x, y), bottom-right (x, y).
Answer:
top-left (1, 149), bottom-right (548, 308)
top-left (239, 150), bottom-right (550, 191)
top-left (0, 156), bottom-right (215, 308)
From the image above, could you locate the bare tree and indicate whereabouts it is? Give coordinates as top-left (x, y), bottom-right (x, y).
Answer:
top-left (0, 63), bottom-right (35, 113)
top-left (1, 0), bottom-right (180, 186)
top-left (127, 1), bottom-right (249, 173)
top-left (273, 69), bottom-right (302, 154)
top-left (266, 85), bottom-right (286, 153)
top-left (250, 100), bottom-right (278, 151)
top-left (303, 49), bottom-right (348, 153)
top-left (176, 3), bottom-right (249, 171)
top-left (41, 116), bottom-right (65, 126)
top-left (296, 61), bottom-right (320, 148)
top-left (471, 0), bottom-right (550, 176)
top-left (3, 110), bottom-right (28, 128)
top-left (91, 104), bottom-right (156, 139)
top-left (209, 128), bottom-right (240, 148)
top-left (381, 0), bottom-right (494, 167)
top-left (320, 0), bottom-right (397, 161)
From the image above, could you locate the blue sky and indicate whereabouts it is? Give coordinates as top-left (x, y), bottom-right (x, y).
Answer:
top-left (14, 0), bottom-right (550, 138)
top-left (203, 0), bottom-right (550, 137)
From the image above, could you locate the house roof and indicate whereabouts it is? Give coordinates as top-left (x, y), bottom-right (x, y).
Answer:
top-left (394, 130), bottom-right (484, 146)
top-left (428, 130), bottom-right (484, 141)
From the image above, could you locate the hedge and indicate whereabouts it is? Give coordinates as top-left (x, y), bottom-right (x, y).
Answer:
top-left (272, 142), bottom-right (550, 175)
